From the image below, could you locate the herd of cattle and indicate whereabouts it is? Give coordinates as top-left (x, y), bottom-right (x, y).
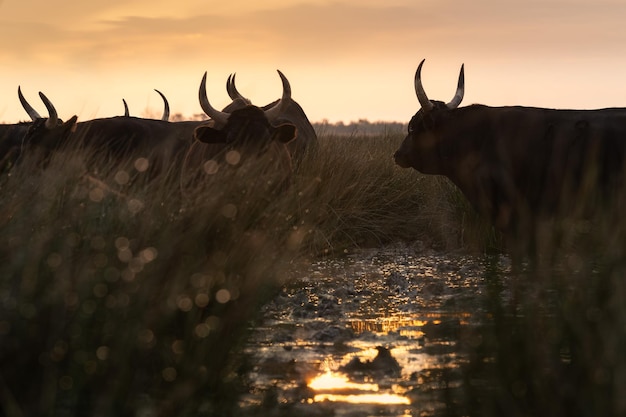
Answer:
top-left (3, 61), bottom-right (626, 237)
top-left (0, 70), bottom-right (318, 181)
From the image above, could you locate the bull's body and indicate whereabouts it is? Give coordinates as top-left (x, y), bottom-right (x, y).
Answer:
top-left (259, 97), bottom-right (317, 159)
top-left (19, 115), bottom-right (202, 170)
top-left (394, 60), bottom-right (626, 235)
top-left (68, 116), bottom-right (201, 162)
top-left (0, 122), bottom-right (30, 166)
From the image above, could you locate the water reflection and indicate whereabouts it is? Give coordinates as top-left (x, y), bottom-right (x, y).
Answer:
top-left (240, 247), bottom-right (506, 416)
top-left (309, 371), bottom-right (379, 393)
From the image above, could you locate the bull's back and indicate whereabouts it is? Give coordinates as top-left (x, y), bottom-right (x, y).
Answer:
top-left (501, 107), bottom-right (626, 218)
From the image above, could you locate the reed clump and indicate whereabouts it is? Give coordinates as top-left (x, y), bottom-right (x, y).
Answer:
top-left (459, 185), bottom-right (626, 417)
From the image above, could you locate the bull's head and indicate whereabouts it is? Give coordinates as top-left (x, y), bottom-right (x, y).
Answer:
top-left (194, 70), bottom-right (298, 159)
top-left (394, 59), bottom-right (465, 174)
top-left (18, 87), bottom-right (78, 152)
top-left (19, 87), bottom-right (62, 129)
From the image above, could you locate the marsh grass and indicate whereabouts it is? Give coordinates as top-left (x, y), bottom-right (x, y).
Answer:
top-left (5, 129), bottom-right (626, 417)
top-left (293, 133), bottom-right (495, 253)
top-left (0, 132), bottom-right (487, 416)
top-left (459, 186), bottom-right (626, 417)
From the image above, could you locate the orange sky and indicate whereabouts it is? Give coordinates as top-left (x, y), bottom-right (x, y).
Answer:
top-left (2, 0), bottom-right (626, 123)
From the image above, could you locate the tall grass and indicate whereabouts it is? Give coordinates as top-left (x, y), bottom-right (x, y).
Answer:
top-left (458, 184), bottom-right (626, 417)
top-left (3, 129), bottom-right (625, 417)
top-left (293, 133), bottom-right (495, 253)
top-left (0, 131), bottom-right (485, 416)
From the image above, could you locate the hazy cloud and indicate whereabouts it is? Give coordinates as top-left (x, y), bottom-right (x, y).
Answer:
top-left (3, 0), bottom-right (625, 68)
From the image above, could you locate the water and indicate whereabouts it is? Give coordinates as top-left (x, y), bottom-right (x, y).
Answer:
top-left (239, 243), bottom-right (512, 416)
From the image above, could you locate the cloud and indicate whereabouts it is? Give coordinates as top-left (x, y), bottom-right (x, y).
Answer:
top-left (3, 0), bottom-right (625, 71)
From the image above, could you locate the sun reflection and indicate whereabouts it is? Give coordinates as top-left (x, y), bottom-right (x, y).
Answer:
top-left (308, 371), bottom-right (378, 392)
top-left (314, 393), bottom-right (411, 405)
top-left (308, 371), bottom-right (410, 405)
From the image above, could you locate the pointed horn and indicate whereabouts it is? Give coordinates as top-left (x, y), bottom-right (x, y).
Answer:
top-left (199, 72), bottom-right (230, 125)
top-left (264, 69), bottom-right (292, 122)
top-left (18, 86), bottom-right (42, 120)
top-left (226, 74), bottom-right (236, 99)
top-left (123, 99), bottom-right (129, 117)
top-left (39, 92), bottom-right (59, 129)
top-left (414, 59), bottom-right (434, 112)
top-left (226, 73), bottom-right (249, 103)
top-left (446, 64), bottom-right (465, 109)
top-left (155, 89), bottom-right (170, 121)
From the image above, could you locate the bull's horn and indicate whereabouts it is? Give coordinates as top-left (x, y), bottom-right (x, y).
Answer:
top-left (39, 92), bottom-right (59, 129)
top-left (199, 72), bottom-right (230, 125)
top-left (154, 89), bottom-right (170, 121)
top-left (226, 74), bottom-right (236, 99)
top-left (18, 86), bottom-right (42, 120)
top-left (264, 70), bottom-right (291, 122)
top-left (446, 64), bottom-right (465, 109)
top-left (414, 59), bottom-right (434, 112)
top-left (123, 99), bottom-right (129, 117)
top-left (226, 73), bottom-right (249, 103)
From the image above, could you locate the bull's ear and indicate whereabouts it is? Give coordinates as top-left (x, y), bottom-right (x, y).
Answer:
top-left (273, 123), bottom-right (297, 143)
top-left (194, 124), bottom-right (227, 144)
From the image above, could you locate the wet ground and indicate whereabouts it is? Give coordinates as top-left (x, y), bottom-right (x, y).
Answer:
top-left (240, 243), bottom-right (512, 416)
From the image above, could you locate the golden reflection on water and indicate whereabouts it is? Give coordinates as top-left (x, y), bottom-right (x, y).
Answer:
top-left (313, 393), bottom-right (411, 405)
top-left (309, 371), bottom-right (378, 391)
top-left (349, 317), bottom-right (428, 335)
top-left (348, 311), bottom-right (471, 337)
top-left (308, 371), bottom-right (411, 405)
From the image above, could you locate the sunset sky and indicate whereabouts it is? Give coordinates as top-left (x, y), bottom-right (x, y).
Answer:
top-left (2, 0), bottom-right (626, 124)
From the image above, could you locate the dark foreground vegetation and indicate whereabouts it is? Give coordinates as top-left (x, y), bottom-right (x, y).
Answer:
top-left (1, 128), bottom-right (625, 416)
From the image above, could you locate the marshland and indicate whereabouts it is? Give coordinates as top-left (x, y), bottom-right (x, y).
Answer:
top-left (1, 124), bottom-right (625, 417)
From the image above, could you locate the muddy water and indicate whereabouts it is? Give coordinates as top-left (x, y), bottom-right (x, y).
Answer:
top-left (240, 244), bottom-right (511, 416)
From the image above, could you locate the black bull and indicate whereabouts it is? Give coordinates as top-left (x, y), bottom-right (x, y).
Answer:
top-left (394, 60), bottom-right (626, 234)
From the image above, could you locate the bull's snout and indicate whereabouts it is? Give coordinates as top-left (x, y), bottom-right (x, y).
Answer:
top-left (393, 149), bottom-right (410, 168)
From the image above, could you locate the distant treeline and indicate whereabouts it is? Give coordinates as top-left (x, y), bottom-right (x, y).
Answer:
top-left (172, 113), bottom-right (408, 137)
top-left (312, 119), bottom-right (408, 137)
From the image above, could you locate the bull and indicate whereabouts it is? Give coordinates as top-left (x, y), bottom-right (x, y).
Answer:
top-left (13, 88), bottom-right (199, 172)
top-left (190, 70), bottom-right (298, 189)
top-left (394, 59), bottom-right (626, 238)
top-left (224, 71), bottom-right (317, 160)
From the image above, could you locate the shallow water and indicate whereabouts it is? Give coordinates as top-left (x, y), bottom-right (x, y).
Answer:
top-left (239, 244), bottom-right (512, 416)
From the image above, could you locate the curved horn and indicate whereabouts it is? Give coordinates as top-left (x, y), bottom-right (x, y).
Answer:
top-left (39, 92), bottom-right (59, 129)
top-left (226, 74), bottom-right (236, 99)
top-left (199, 71), bottom-right (230, 125)
top-left (446, 64), bottom-right (465, 109)
top-left (226, 73), bottom-right (248, 102)
top-left (123, 99), bottom-right (130, 117)
top-left (154, 89), bottom-right (170, 121)
top-left (264, 69), bottom-right (292, 122)
top-left (18, 86), bottom-right (42, 120)
top-left (414, 59), bottom-right (434, 112)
